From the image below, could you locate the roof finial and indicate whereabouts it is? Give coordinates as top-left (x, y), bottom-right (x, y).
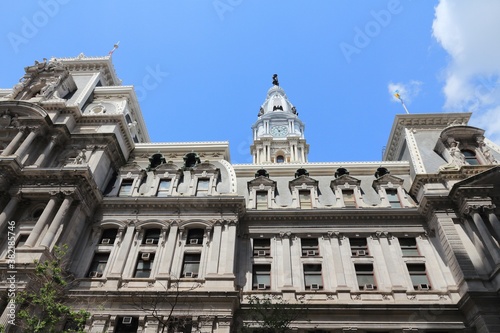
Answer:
top-left (272, 74), bottom-right (279, 86)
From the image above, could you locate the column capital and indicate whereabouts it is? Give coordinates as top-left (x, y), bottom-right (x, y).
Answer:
top-left (483, 204), bottom-right (497, 213)
top-left (374, 231), bottom-right (392, 239)
top-left (278, 231), bottom-right (292, 239)
top-left (326, 230), bottom-right (344, 240)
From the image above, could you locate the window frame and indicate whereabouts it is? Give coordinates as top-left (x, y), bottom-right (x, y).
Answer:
top-left (134, 252), bottom-right (155, 278)
top-left (301, 238), bottom-right (319, 257)
top-left (253, 238), bottom-right (271, 257)
top-left (156, 178), bottom-right (172, 197)
top-left (399, 238), bottom-right (419, 256)
top-left (407, 263), bottom-right (431, 290)
top-left (354, 263), bottom-right (376, 290)
top-left (303, 264), bottom-right (323, 290)
top-left (88, 252), bottom-right (110, 278)
top-left (350, 238), bottom-right (369, 256)
top-left (252, 264), bottom-right (271, 290)
top-left (182, 252), bottom-right (201, 278)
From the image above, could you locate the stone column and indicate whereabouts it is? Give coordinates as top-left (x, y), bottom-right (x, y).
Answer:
top-left (158, 223), bottom-right (178, 278)
top-left (0, 195), bottom-right (21, 232)
top-left (33, 134), bottom-right (59, 167)
top-left (1, 128), bottom-right (26, 156)
top-left (14, 127), bottom-right (39, 158)
top-left (484, 205), bottom-right (500, 242)
top-left (224, 221), bottom-right (237, 274)
top-left (466, 206), bottom-right (500, 265)
top-left (24, 194), bottom-right (61, 247)
top-left (108, 223), bottom-right (137, 278)
top-left (377, 232), bottom-right (405, 288)
top-left (328, 231), bottom-right (347, 287)
top-left (39, 195), bottom-right (74, 248)
top-left (280, 231), bottom-right (293, 287)
top-left (207, 222), bottom-right (222, 274)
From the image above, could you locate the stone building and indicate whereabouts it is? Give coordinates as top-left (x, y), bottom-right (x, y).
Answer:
top-left (0, 55), bottom-right (499, 332)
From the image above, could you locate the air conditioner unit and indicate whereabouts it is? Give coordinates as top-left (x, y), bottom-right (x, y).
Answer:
top-left (141, 253), bottom-right (151, 260)
top-left (145, 238), bottom-right (155, 244)
top-left (101, 238), bottom-right (111, 244)
top-left (189, 238), bottom-right (199, 245)
top-left (257, 283), bottom-right (267, 290)
top-left (257, 250), bottom-right (266, 257)
top-left (88, 271), bottom-right (102, 278)
top-left (356, 250), bottom-right (367, 256)
top-left (418, 283), bottom-right (430, 291)
top-left (364, 284), bottom-right (375, 290)
top-left (122, 317), bottom-right (133, 324)
top-left (310, 283), bottom-right (320, 290)
top-left (184, 272), bottom-right (194, 278)
top-left (307, 250), bottom-right (316, 256)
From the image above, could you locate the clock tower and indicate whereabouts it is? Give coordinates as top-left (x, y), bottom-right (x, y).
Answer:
top-left (250, 75), bottom-right (309, 164)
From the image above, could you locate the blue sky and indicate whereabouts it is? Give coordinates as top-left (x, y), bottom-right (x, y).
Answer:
top-left (1, 1), bottom-right (499, 164)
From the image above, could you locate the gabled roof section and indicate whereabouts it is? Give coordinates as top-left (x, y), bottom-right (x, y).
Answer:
top-left (289, 175), bottom-right (318, 189)
top-left (372, 174), bottom-right (404, 189)
top-left (248, 175), bottom-right (277, 189)
top-left (384, 113), bottom-right (472, 161)
top-left (330, 174), bottom-right (361, 187)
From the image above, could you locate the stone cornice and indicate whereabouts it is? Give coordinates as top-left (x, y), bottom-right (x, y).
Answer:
top-left (384, 112), bottom-right (472, 161)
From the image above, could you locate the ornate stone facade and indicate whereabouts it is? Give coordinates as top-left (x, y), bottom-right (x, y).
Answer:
top-left (0, 56), bottom-right (499, 332)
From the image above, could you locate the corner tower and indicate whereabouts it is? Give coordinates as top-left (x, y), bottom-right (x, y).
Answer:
top-left (250, 75), bottom-right (309, 164)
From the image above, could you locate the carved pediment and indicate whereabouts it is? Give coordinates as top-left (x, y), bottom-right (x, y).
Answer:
top-left (248, 176), bottom-right (276, 189)
top-left (289, 175), bottom-right (318, 189)
top-left (120, 162), bottom-right (143, 173)
top-left (191, 161), bottom-right (218, 173)
top-left (372, 174), bottom-right (404, 189)
top-left (330, 174), bottom-right (361, 188)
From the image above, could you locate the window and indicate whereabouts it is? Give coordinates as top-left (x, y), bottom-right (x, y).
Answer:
top-left (157, 179), bottom-right (171, 197)
top-left (16, 234), bottom-right (29, 247)
top-left (167, 318), bottom-right (193, 333)
top-left (256, 191), bottom-right (268, 210)
top-left (88, 253), bottom-right (110, 278)
top-left (400, 238), bottom-right (419, 256)
top-left (343, 189), bottom-right (356, 207)
top-left (301, 238), bottom-right (319, 256)
top-left (355, 263), bottom-right (376, 290)
top-left (118, 180), bottom-right (133, 197)
top-left (299, 190), bottom-right (312, 209)
top-left (143, 228), bottom-right (161, 245)
top-left (252, 264), bottom-right (271, 290)
top-left (100, 228), bottom-right (118, 245)
top-left (350, 238), bottom-right (369, 256)
top-left (276, 155), bottom-right (285, 163)
top-left (182, 253), bottom-right (201, 278)
top-left (462, 150), bottom-right (479, 165)
top-left (386, 189), bottom-right (401, 208)
top-left (115, 316), bottom-right (139, 333)
top-left (196, 179), bottom-right (209, 196)
top-left (134, 253), bottom-right (155, 278)
top-left (407, 263), bottom-right (430, 290)
top-left (253, 238), bottom-right (271, 257)
top-left (304, 264), bottom-right (322, 290)
top-left (187, 228), bottom-right (204, 245)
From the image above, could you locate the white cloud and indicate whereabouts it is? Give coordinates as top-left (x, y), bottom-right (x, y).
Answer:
top-left (387, 80), bottom-right (422, 104)
top-left (432, 0), bottom-right (500, 141)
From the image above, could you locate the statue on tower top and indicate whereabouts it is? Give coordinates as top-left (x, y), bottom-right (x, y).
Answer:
top-left (272, 74), bottom-right (279, 86)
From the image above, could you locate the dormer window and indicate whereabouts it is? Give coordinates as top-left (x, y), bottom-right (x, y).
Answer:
top-left (157, 179), bottom-right (171, 197)
top-left (256, 191), bottom-right (268, 210)
top-left (299, 190), bottom-right (312, 209)
top-left (342, 189), bottom-right (356, 208)
top-left (118, 180), bottom-right (134, 197)
top-left (248, 171), bottom-right (276, 209)
top-left (196, 179), bottom-right (210, 197)
top-left (385, 189), bottom-right (401, 208)
top-left (372, 172), bottom-right (413, 208)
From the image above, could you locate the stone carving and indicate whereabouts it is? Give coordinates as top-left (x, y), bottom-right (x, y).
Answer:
top-left (477, 136), bottom-right (498, 164)
top-left (0, 109), bottom-right (11, 128)
top-left (439, 139), bottom-right (465, 171)
top-left (74, 149), bottom-right (87, 164)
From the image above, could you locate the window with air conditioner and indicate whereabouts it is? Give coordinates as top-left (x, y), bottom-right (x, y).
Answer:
top-left (115, 316), bottom-right (139, 332)
top-left (350, 238), bottom-right (369, 256)
top-left (87, 253), bottom-right (109, 278)
top-left (253, 264), bottom-right (271, 290)
top-left (301, 238), bottom-right (319, 257)
top-left (253, 238), bottom-right (271, 257)
top-left (187, 228), bottom-right (204, 245)
top-left (182, 253), bottom-right (201, 278)
top-left (407, 263), bottom-right (430, 290)
top-left (142, 228), bottom-right (161, 245)
top-left (355, 263), bottom-right (376, 290)
top-left (134, 253), bottom-right (155, 278)
top-left (100, 228), bottom-right (118, 244)
top-left (304, 264), bottom-right (322, 290)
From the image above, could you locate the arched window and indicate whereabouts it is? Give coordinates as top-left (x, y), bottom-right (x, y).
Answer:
top-left (462, 150), bottom-right (479, 165)
top-left (276, 155), bottom-right (284, 163)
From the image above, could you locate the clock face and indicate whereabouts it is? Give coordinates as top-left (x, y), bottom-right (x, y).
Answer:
top-left (270, 125), bottom-right (288, 137)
